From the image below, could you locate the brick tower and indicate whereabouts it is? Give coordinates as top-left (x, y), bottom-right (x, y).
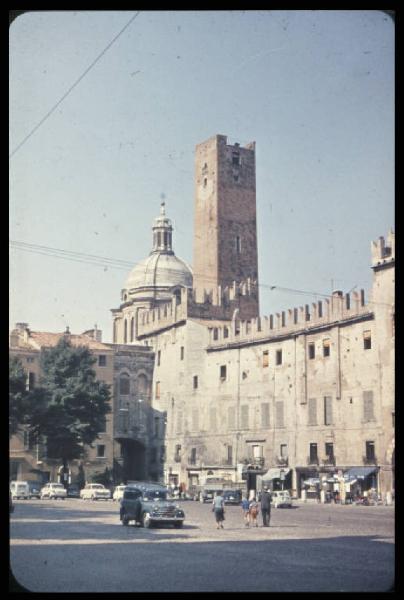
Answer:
top-left (193, 134), bottom-right (259, 316)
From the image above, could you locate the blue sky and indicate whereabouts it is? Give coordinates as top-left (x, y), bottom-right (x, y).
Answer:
top-left (9, 10), bottom-right (394, 343)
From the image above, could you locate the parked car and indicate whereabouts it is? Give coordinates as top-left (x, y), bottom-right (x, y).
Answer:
top-left (40, 483), bottom-right (67, 500)
top-left (271, 490), bottom-right (292, 508)
top-left (67, 484), bottom-right (80, 498)
top-left (119, 484), bottom-right (185, 528)
top-left (10, 481), bottom-right (30, 500)
top-left (10, 490), bottom-right (14, 513)
top-left (223, 489), bottom-right (242, 505)
top-left (113, 485), bottom-right (126, 502)
top-left (80, 483), bottom-right (111, 501)
top-left (27, 481), bottom-right (42, 499)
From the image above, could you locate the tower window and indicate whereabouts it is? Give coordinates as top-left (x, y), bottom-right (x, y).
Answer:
top-left (323, 339), bottom-right (330, 357)
top-left (235, 236), bottom-right (241, 254)
top-left (308, 343), bottom-right (315, 360)
top-left (276, 350), bottom-right (282, 365)
top-left (234, 174), bottom-right (239, 183)
top-left (363, 331), bottom-right (372, 350)
top-left (232, 152), bottom-right (240, 166)
top-left (193, 375), bottom-right (198, 389)
top-left (180, 346), bottom-right (184, 360)
top-left (203, 177), bottom-right (207, 187)
top-left (98, 355), bottom-right (107, 367)
top-left (157, 350), bottom-right (161, 366)
top-left (220, 365), bottom-right (227, 380)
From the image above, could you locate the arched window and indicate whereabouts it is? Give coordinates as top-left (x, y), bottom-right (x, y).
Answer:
top-left (137, 373), bottom-right (149, 395)
top-left (124, 320), bottom-right (128, 343)
top-left (130, 317), bottom-right (134, 342)
top-left (119, 374), bottom-right (130, 396)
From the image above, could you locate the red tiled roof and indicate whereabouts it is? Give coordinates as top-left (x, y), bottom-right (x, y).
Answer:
top-left (28, 331), bottom-right (111, 351)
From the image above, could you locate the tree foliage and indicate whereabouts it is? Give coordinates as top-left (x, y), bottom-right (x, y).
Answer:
top-left (9, 356), bottom-right (44, 437)
top-left (11, 338), bottom-right (111, 466)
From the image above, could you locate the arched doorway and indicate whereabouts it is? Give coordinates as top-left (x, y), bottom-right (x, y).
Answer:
top-left (117, 439), bottom-right (146, 483)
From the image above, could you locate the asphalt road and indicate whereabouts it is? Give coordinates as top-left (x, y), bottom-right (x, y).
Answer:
top-left (10, 498), bottom-right (395, 592)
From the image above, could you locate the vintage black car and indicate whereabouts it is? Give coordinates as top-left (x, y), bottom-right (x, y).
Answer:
top-left (119, 484), bottom-right (185, 528)
top-left (223, 489), bottom-right (242, 505)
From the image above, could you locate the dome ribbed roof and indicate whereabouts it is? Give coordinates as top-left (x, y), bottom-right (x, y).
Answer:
top-left (125, 252), bottom-right (192, 291)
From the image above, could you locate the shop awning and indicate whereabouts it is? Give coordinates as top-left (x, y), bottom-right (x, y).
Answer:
top-left (261, 468), bottom-right (291, 481)
top-left (344, 467), bottom-right (378, 481)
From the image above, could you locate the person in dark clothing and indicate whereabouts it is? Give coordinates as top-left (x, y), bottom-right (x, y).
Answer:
top-left (260, 486), bottom-right (272, 527)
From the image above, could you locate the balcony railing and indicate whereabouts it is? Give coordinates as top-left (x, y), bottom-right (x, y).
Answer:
top-left (363, 455), bottom-right (377, 465)
top-left (307, 456), bottom-right (319, 466)
top-left (322, 456), bottom-right (336, 466)
top-left (275, 456), bottom-right (289, 466)
top-left (243, 457), bottom-right (265, 468)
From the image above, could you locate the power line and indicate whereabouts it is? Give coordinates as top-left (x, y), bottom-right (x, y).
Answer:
top-left (9, 11), bottom-right (140, 159)
top-left (9, 239), bottom-right (393, 308)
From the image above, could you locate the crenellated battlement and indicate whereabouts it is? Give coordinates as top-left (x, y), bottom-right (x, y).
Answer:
top-left (135, 278), bottom-right (259, 338)
top-left (371, 230), bottom-right (395, 268)
top-left (206, 288), bottom-right (371, 346)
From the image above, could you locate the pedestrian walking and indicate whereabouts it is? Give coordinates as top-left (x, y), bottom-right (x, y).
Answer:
top-left (249, 497), bottom-right (260, 527)
top-left (241, 496), bottom-right (250, 527)
top-left (212, 491), bottom-right (225, 529)
top-left (260, 486), bottom-right (272, 527)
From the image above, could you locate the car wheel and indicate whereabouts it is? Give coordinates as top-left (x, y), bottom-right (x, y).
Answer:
top-left (50, 495), bottom-right (55, 500)
top-left (91, 495), bottom-right (96, 501)
top-left (122, 513), bottom-right (130, 526)
top-left (142, 512), bottom-right (152, 528)
top-left (174, 522), bottom-right (183, 529)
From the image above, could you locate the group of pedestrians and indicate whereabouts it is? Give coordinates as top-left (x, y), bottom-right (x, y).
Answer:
top-left (212, 486), bottom-right (273, 529)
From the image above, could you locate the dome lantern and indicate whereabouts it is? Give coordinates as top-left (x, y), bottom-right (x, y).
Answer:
top-left (152, 202), bottom-right (173, 254)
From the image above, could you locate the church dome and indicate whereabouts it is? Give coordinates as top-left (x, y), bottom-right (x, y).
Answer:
top-left (125, 252), bottom-right (193, 292)
top-left (122, 202), bottom-right (193, 300)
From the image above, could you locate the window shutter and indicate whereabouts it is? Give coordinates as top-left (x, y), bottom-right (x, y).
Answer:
top-left (241, 405), bottom-right (249, 428)
top-left (275, 401), bottom-right (284, 427)
top-left (363, 391), bottom-right (374, 422)
top-left (261, 403), bottom-right (270, 427)
top-left (324, 396), bottom-right (332, 425)
top-left (308, 398), bottom-right (317, 425)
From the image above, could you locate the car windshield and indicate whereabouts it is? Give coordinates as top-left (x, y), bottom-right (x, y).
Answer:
top-left (52, 485), bottom-right (64, 489)
top-left (143, 490), bottom-right (167, 501)
top-left (92, 485), bottom-right (104, 489)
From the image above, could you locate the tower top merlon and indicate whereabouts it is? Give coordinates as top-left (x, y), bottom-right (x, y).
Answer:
top-left (371, 230), bottom-right (395, 268)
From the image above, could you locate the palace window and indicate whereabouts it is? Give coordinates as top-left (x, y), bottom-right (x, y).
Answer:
top-left (365, 441), bottom-right (375, 461)
top-left (98, 355), bottom-right (106, 367)
top-left (276, 350), bottom-right (282, 366)
top-left (308, 343), bottom-right (315, 359)
top-left (220, 365), bottom-right (227, 380)
top-left (180, 346), bottom-right (184, 360)
top-left (119, 374), bottom-right (130, 396)
top-left (96, 445), bottom-right (105, 458)
top-left (309, 443), bottom-right (318, 463)
top-left (323, 339), bottom-right (330, 357)
top-left (193, 375), bottom-right (198, 390)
